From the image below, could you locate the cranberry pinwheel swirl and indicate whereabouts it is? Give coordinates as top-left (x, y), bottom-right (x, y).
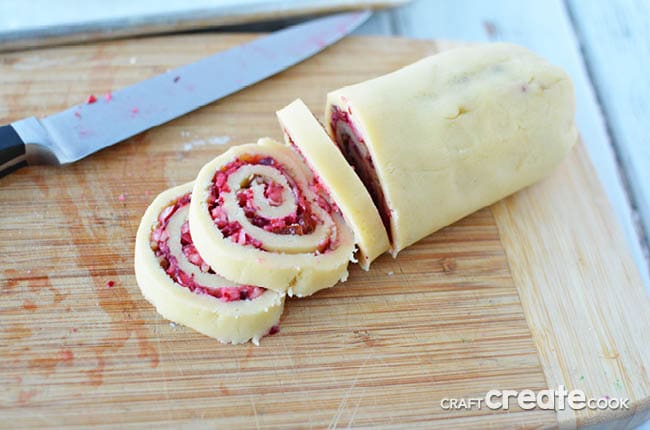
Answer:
top-left (135, 182), bottom-right (285, 345)
top-left (189, 138), bottom-right (355, 297)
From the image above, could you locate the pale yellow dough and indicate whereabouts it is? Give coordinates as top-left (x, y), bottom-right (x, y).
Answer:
top-left (276, 99), bottom-right (390, 270)
top-left (189, 138), bottom-right (355, 297)
top-left (134, 182), bottom-right (285, 345)
top-left (326, 43), bottom-right (578, 254)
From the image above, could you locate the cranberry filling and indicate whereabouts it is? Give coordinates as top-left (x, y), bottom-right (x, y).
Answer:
top-left (283, 131), bottom-right (341, 216)
top-left (330, 106), bottom-right (393, 241)
top-left (283, 137), bottom-right (340, 255)
top-left (264, 181), bottom-right (284, 206)
top-left (208, 154), bottom-right (325, 244)
top-left (180, 219), bottom-right (212, 273)
top-left (151, 193), bottom-right (265, 302)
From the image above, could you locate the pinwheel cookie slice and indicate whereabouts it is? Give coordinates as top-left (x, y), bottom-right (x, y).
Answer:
top-left (326, 42), bottom-right (577, 255)
top-left (276, 99), bottom-right (390, 270)
top-left (135, 182), bottom-right (285, 345)
top-left (190, 138), bottom-right (355, 297)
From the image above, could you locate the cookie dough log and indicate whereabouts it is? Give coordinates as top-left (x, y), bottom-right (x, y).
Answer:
top-left (135, 182), bottom-right (285, 345)
top-left (276, 99), bottom-right (390, 270)
top-left (190, 138), bottom-right (355, 297)
top-left (326, 43), bottom-right (578, 255)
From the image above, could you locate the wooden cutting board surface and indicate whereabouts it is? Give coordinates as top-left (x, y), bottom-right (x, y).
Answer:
top-left (0, 34), bottom-right (649, 429)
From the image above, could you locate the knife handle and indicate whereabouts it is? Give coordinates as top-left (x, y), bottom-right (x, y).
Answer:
top-left (0, 124), bottom-right (27, 178)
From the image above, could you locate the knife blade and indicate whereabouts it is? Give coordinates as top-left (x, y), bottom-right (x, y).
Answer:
top-left (0, 11), bottom-right (370, 177)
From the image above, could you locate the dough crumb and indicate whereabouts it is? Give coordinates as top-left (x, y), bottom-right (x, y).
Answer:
top-left (208, 136), bottom-right (231, 145)
top-left (183, 136), bottom-right (231, 152)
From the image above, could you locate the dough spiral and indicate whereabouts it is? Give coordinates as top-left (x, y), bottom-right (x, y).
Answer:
top-left (134, 182), bottom-right (285, 345)
top-left (189, 138), bottom-right (355, 297)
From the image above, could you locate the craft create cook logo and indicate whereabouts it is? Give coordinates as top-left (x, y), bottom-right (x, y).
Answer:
top-left (440, 386), bottom-right (629, 411)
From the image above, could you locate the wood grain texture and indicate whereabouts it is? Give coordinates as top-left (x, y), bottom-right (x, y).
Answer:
top-left (493, 142), bottom-right (650, 429)
top-left (0, 34), bottom-right (648, 429)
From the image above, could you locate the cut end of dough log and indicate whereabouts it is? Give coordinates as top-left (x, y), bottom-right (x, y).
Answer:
top-left (326, 42), bottom-right (578, 254)
top-left (134, 182), bottom-right (285, 344)
top-left (276, 98), bottom-right (390, 270)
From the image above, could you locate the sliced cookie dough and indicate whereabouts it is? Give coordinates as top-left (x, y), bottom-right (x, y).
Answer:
top-left (276, 99), bottom-right (390, 270)
top-left (135, 182), bottom-right (285, 345)
top-left (190, 138), bottom-right (355, 297)
top-left (326, 43), bottom-right (578, 255)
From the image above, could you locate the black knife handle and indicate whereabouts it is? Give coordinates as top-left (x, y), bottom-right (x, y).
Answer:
top-left (0, 124), bottom-right (27, 178)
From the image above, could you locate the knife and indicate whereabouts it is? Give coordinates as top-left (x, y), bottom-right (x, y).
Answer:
top-left (0, 11), bottom-right (370, 178)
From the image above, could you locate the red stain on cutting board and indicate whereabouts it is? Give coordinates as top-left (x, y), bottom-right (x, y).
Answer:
top-left (22, 300), bottom-right (37, 311)
top-left (5, 324), bottom-right (32, 341)
top-left (28, 349), bottom-right (74, 376)
top-left (54, 174), bottom-right (159, 387)
top-left (16, 390), bottom-right (38, 405)
top-left (3, 268), bottom-right (66, 312)
top-left (20, 137), bottom-right (159, 386)
top-left (85, 274), bottom-right (159, 386)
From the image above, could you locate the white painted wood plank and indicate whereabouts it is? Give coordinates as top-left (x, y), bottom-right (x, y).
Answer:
top-left (354, 9), bottom-right (394, 35)
top-left (567, 0), bottom-right (650, 257)
top-left (0, 0), bottom-right (405, 29)
top-left (376, 0), bottom-right (650, 292)
top-left (0, 0), bottom-right (407, 51)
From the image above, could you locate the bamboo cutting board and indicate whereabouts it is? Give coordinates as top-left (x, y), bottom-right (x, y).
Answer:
top-left (1, 35), bottom-right (649, 429)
